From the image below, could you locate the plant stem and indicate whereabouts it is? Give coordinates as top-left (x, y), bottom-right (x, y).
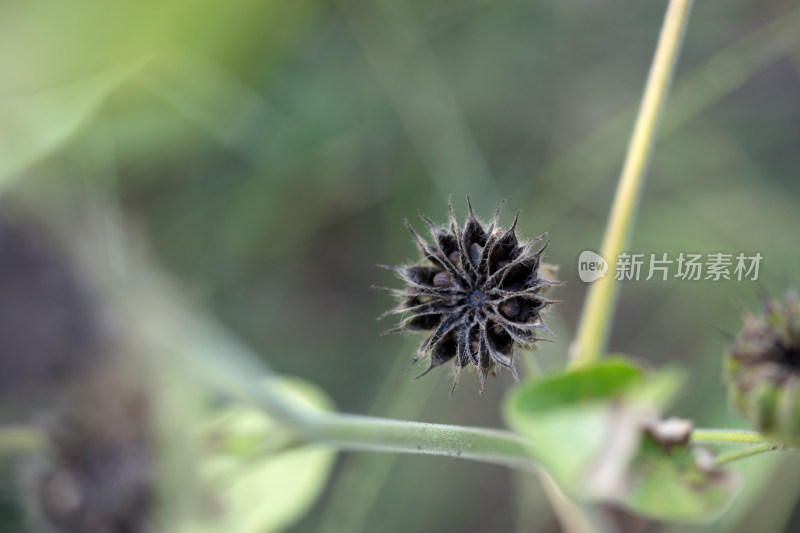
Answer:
top-left (0, 425), bottom-right (45, 455)
top-left (570, 0), bottom-right (694, 368)
top-left (305, 412), bottom-right (537, 471)
top-left (314, 350), bottom-right (437, 533)
top-left (713, 443), bottom-right (782, 466)
top-left (690, 428), bottom-right (770, 445)
top-left (174, 312), bottom-right (538, 470)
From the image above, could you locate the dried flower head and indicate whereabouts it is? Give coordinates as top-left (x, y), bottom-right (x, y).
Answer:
top-left (24, 363), bottom-right (153, 533)
top-left (377, 198), bottom-right (558, 393)
top-left (726, 291), bottom-right (800, 444)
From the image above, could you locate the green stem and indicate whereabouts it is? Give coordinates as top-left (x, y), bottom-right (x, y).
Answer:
top-left (570, 0), bottom-right (695, 368)
top-left (170, 309), bottom-right (537, 470)
top-left (714, 443), bottom-right (782, 466)
top-left (0, 425), bottom-right (45, 455)
top-left (314, 350), bottom-right (437, 533)
top-left (190, 327), bottom-right (535, 471)
top-left (690, 428), bottom-right (769, 445)
top-left (305, 412), bottom-right (537, 471)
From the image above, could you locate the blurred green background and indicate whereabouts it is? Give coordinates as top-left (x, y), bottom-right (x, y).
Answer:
top-left (2, 0), bottom-right (800, 531)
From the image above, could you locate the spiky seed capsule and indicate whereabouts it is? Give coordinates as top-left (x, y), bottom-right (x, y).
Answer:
top-left (377, 198), bottom-right (558, 393)
top-left (725, 291), bottom-right (800, 444)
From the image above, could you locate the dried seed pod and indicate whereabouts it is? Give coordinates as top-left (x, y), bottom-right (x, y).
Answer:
top-left (377, 198), bottom-right (559, 393)
top-left (23, 362), bottom-right (154, 533)
top-left (725, 291), bottom-right (800, 444)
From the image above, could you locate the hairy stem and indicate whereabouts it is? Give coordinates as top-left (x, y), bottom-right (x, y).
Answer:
top-left (304, 412), bottom-right (537, 471)
top-left (570, 0), bottom-right (695, 368)
top-left (691, 428), bottom-right (770, 445)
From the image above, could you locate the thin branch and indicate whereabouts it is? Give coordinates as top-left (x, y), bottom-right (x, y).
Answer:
top-left (306, 412), bottom-right (537, 471)
top-left (570, 0), bottom-right (695, 368)
top-left (690, 428), bottom-right (770, 446)
top-left (714, 442), bottom-right (783, 466)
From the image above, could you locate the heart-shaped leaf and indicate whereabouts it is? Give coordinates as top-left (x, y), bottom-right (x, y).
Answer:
top-left (503, 358), bottom-right (738, 521)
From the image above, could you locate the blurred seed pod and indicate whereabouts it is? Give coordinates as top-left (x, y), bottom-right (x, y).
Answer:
top-left (725, 291), bottom-right (800, 444)
top-left (23, 361), bottom-right (154, 533)
top-left (0, 205), bottom-right (155, 532)
top-left (0, 208), bottom-right (108, 421)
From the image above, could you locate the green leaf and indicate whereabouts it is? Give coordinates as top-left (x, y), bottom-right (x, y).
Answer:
top-left (503, 358), bottom-right (737, 521)
top-left (509, 357), bottom-right (644, 410)
top-left (625, 438), bottom-right (739, 520)
top-left (199, 376), bottom-right (336, 533)
top-left (504, 359), bottom-right (653, 496)
top-left (0, 58), bottom-right (147, 189)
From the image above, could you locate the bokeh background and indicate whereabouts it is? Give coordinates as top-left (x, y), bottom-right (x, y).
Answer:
top-left (1, 0), bottom-right (800, 532)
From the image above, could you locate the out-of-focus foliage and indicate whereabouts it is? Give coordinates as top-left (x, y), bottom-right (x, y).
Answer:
top-left (197, 377), bottom-right (335, 533)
